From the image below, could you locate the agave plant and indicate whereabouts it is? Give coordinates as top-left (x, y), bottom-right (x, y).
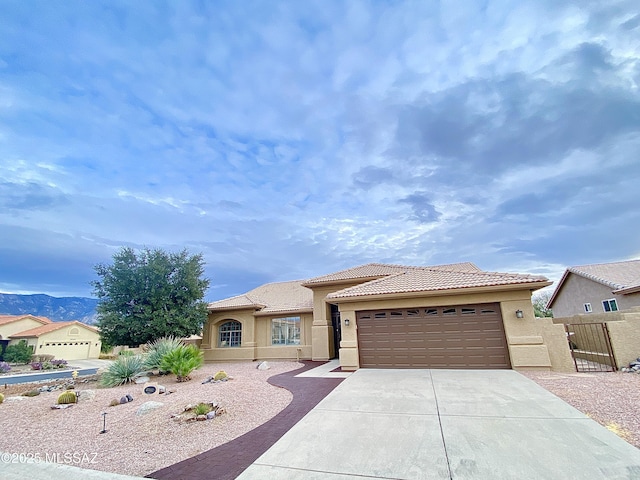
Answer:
top-left (159, 344), bottom-right (204, 382)
top-left (143, 336), bottom-right (184, 372)
top-left (100, 354), bottom-right (146, 387)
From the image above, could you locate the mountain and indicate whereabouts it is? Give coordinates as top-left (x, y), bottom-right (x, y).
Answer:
top-left (0, 293), bottom-right (98, 324)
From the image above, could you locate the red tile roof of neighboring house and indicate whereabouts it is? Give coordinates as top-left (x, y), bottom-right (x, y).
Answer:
top-left (9, 321), bottom-right (98, 338)
top-left (547, 259), bottom-right (640, 307)
top-left (0, 314), bottom-right (53, 326)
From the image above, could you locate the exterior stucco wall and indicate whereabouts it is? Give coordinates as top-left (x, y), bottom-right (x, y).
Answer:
top-left (0, 318), bottom-right (45, 339)
top-left (335, 288), bottom-right (570, 372)
top-left (34, 325), bottom-right (101, 360)
top-left (554, 307), bottom-right (640, 368)
top-left (551, 273), bottom-right (640, 317)
top-left (202, 310), bottom-right (313, 362)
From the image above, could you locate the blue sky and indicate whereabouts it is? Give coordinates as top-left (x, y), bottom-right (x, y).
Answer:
top-left (0, 0), bottom-right (638, 301)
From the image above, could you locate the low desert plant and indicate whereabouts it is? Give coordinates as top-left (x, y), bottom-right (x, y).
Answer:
top-left (22, 389), bottom-right (40, 397)
top-left (4, 340), bottom-right (33, 364)
top-left (193, 403), bottom-right (212, 416)
top-left (30, 362), bottom-right (43, 370)
top-left (0, 361), bottom-right (11, 374)
top-left (159, 344), bottom-right (204, 382)
top-left (143, 336), bottom-right (184, 372)
top-left (100, 354), bottom-right (146, 387)
top-left (42, 361), bottom-right (54, 370)
top-left (109, 398), bottom-right (120, 407)
top-left (31, 354), bottom-right (54, 363)
top-left (118, 349), bottom-right (135, 357)
top-left (57, 390), bottom-right (77, 405)
top-left (51, 359), bottom-right (68, 368)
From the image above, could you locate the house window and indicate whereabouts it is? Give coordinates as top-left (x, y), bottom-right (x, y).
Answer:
top-left (219, 321), bottom-right (242, 347)
top-left (584, 303), bottom-right (592, 313)
top-left (602, 299), bottom-right (618, 312)
top-left (272, 317), bottom-right (301, 345)
top-left (69, 327), bottom-right (80, 336)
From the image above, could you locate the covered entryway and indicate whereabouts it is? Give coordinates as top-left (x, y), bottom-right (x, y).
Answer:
top-left (356, 303), bottom-right (511, 368)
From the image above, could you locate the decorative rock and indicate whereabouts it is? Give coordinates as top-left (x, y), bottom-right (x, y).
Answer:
top-left (136, 401), bottom-right (165, 415)
top-left (144, 385), bottom-right (157, 395)
top-left (257, 361), bottom-right (270, 371)
top-left (201, 376), bottom-right (213, 384)
top-left (135, 376), bottom-right (150, 384)
top-left (120, 396), bottom-right (129, 404)
top-left (126, 394), bottom-right (134, 402)
top-left (4, 396), bottom-right (27, 403)
top-left (196, 414), bottom-right (207, 421)
top-left (51, 404), bottom-right (74, 409)
top-left (206, 411), bottom-right (217, 420)
top-left (77, 390), bottom-right (96, 402)
top-left (158, 385), bottom-right (166, 394)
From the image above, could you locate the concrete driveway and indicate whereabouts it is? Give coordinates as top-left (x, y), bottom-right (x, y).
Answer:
top-left (238, 369), bottom-right (640, 480)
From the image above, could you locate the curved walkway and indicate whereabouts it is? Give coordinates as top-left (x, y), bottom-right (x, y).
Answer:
top-left (148, 361), bottom-right (345, 480)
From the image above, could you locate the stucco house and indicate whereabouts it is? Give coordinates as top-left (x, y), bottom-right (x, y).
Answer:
top-left (547, 259), bottom-right (640, 318)
top-left (203, 262), bottom-right (572, 371)
top-left (0, 315), bottom-right (101, 360)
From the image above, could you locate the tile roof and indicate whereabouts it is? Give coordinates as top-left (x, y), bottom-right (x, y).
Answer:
top-left (0, 314), bottom-right (53, 326)
top-left (569, 259), bottom-right (640, 292)
top-left (9, 320), bottom-right (98, 338)
top-left (547, 259), bottom-right (640, 307)
top-left (326, 267), bottom-right (550, 299)
top-left (208, 280), bottom-right (313, 314)
top-left (302, 262), bottom-right (481, 286)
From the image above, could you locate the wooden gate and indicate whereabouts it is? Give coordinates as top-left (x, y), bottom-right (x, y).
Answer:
top-left (564, 323), bottom-right (617, 372)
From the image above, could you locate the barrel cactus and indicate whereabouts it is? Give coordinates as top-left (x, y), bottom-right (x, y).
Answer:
top-left (0, 393), bottom-right (4, 404)
top-left (57, 390), bottom-right (77, 405)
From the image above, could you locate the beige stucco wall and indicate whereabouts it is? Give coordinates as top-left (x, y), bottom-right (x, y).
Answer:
top-left (202, 310), bottom-right (313, 362)
top-left (551, 273), bottom-right (640, 317)
top-left (554, 307), bottom-right (640, 368)
top-left (33, 325), bottom-right (101, 360)
top-left (0, 318), bottom-right (46, 339)
top-left (335, 288), bottom-right (571, 372)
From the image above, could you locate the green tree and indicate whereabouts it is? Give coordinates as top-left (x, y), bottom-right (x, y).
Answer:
top-left (532, 291), bottom-right (553, 318)
top-left (92, 247), bottom-right (210, 347)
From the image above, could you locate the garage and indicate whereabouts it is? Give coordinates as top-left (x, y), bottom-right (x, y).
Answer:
top-left (356, 302), bottom-right (511, 369)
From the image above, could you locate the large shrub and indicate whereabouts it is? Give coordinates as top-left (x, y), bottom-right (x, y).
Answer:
top-left (4, 340), bottom-right (33, 364)
top-left (143, 336), bottom-right (184, 372)
top-left (100, 354), bottom-right (146, 387)
top-left (159, 344), bottom-right (204, 382)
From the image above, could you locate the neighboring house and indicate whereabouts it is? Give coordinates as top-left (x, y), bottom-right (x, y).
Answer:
top-left (0, 314), bottom-right (101, 360)
top-left (547, 259), bottom-right (640, 318)
top-left (203, 262), bottom-right (569, 371)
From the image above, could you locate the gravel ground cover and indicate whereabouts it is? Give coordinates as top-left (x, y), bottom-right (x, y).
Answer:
top-left (523, 371), bottom-right (640, 449)
top-left (0, 361), bottom-right (300, 477)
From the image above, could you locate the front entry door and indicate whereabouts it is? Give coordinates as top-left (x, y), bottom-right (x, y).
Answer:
top-left (331, 304), bottom-right (341, 359)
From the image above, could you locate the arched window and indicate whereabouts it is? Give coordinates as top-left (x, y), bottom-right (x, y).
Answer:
top-left (219, 321), bottom-right (242, 348)
top-left (69, 327), bottom-right (80, 336)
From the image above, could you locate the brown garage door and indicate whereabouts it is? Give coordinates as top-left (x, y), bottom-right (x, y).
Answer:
top-left (357, 303), bottom-right (511, 369)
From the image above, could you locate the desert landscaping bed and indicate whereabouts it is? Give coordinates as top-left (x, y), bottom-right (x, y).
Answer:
top-left (523, 371), bottom-right (640, 449)
top-left (0, 361), bottom-right (300, 477)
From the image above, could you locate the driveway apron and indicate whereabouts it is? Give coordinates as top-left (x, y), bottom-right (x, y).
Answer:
top-left (238, 369), bottom-right (640, 480)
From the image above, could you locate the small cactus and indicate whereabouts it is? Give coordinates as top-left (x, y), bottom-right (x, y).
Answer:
top-left (0, 393), bottom-right (4, 404)
top-left (213, 370), bottom-right (228, 381)
top-left (57, 390), bottom-right (77, 405)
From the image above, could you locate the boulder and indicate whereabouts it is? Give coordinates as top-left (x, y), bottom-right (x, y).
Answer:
top-left (257, 361), bottom-right (270, 371)
top-left (77, 390), bottom-right (96, 402)
top-left (136, 401), bottom-right (165, 415)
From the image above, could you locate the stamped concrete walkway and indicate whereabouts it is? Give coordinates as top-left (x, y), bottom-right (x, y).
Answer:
top-left (148, 360), bottom-right (346, 480)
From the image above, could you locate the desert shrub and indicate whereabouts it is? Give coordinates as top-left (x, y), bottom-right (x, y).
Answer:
top-left (159, 344), bottom-right (204, 382)
top-left (30, 362), bottom-right (43, 370)
top-left (118, 349), bottom-right (135, 357)
top-left (143, 336), bottom-right (184, 372)
top-left (4, 340), bottom-right (33, 364)
top-left (51, 359), bottom-right (68, 368)
top-left (42, 361), bottom-right (54, 370)
top-left (193, 403), bottom-right (211, 416)
top-left (99, 354), bottom-right (146, 387)
top-left (0, 361), bottom-right (11, 374)
top-left (31, 354), bottom-right (54, 363)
